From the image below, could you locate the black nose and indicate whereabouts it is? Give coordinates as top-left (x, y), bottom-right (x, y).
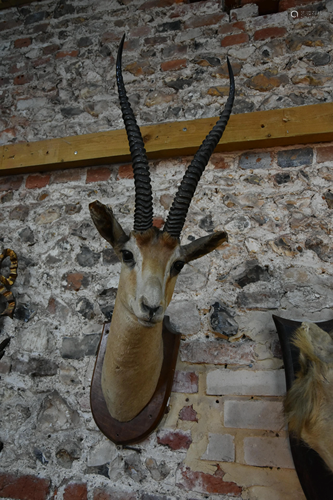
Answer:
top-left (141, 301), bottom-right (160, 320)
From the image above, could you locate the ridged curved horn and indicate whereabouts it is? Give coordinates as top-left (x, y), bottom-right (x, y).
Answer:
top-left (116, 34), bottom-right (153, 233)
top-left (163, 58), bottom-right (235, 239)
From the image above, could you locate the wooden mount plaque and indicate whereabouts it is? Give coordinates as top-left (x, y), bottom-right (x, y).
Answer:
top-left (90, 315), bottom-right (181, 445)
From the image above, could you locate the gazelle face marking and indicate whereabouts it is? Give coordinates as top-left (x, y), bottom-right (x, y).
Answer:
top-left (117, 229), bottom-right (183, 326)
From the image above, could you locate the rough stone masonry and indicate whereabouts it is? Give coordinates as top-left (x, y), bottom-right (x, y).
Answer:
top-left (1, 1), bottom-right (333, 500)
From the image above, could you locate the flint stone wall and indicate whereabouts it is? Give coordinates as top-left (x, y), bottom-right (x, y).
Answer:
top-left (1, 0), bottom-right (333, 145)
top-left (1, 0), bottom-right (333, 499)
top-left (1, 140), bottom-right (333, 499)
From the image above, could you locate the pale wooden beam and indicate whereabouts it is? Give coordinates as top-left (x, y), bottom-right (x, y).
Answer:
top-left (1, 102), bottom-right (333, 176)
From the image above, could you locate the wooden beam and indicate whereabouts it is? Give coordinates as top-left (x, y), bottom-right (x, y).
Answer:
top-left (1, 102), bottom-right (333, 176)
top-left (0, 0), bottom-right (37, 9)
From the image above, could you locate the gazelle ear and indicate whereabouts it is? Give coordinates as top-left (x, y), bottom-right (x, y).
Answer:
top-left (181, 231), bottom-right (228, 263)
top-left (89, 200), bottom-right (129, 255)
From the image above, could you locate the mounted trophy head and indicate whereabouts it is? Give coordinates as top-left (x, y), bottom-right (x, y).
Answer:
top-left (89, 35), bottom-right (235, 422)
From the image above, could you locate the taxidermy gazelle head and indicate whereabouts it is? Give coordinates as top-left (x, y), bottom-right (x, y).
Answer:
top-left (89, 35), bottom-right (235, 422)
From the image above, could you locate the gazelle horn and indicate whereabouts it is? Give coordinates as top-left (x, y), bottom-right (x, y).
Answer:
top-left (163, 58), bottom-right (235, 239)
top-left (116, 34), bottom-right (153, 233)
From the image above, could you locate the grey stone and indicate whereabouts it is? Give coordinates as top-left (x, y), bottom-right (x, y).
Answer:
top-left (76, 297), bottom-right (94, 319)
top-left (53, 0), bottom-right (75, 18)
top-left (239, 152), bottom-right (272, 170)
top-left (233, 98), bottom-right (255, 114)
top-left (34, 448), bottom-right (49, 465)
top-left (201, 433), bottom-right (235, 462)
top-left (305, 236), bottom-right (333, 262)
top-left (65, 203), bottom-right (81, 215)
top-left (61, 107), bottom-right (84, 118)
top-left (12, 357), bottom-right (58, 377)
top-left (37, 391), bottom-right (80, 432)
top-left (244, 174), bottom-right (262, 185)
top-left (307, 51), bottom-right (330, 66)
top-left (102, 248), bottom-right (119, 265)
top-left (231, 3), bottom-right (258, 20)
top-left (72, 222), bottom-right (95, 240)
top-left (14, 303), bottom-right (35, 322)
top-left (99, 45), bottom-right (111, 57)
top-left (157, 21), bottom-right (182, 33)
top-left (87, 439), bottom-right (117, 467)
top-left (274, 172), bottom-right (290, 184)
top-left (234, 260), bottom-right (270, 288)
top-left (165, 78), bottom-right (194, 91)
top-left (1, 191), bottom-right (13, 203)
top-left (78, 37), bottom-right (92, 48)
top-left (199, 213), bottom-right (215, 232)
top-left (237, 284), bottom-right (280, 309)
top-left (76, 246), bottom-right (100, 267)
top-left (19, 227), bottom-right (35, 244)
top-left (125, 453), bottom-right (147, 483)
top-left (61, 334), bottom-right (101, 359)
top-left (56, 442), bottom-right (81, 469)
top-left (145, 458), bottom-right (170, 481)
top-left (210, 302), bottom-right (238, 337)
top-left (166, 300), bottom-right (200, 335)
top-left (324, 191), bottom-right (333, 209)
top-left (25, 11), bottom-right (47, 25)
top-left (9, 205), bottom-right (29, 221)
top-left (277, 148), bottom-right (313, 168)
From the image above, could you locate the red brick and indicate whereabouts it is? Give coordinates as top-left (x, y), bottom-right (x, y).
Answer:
top-left (86, 167), bottom-right (111, 183)
top-left (221, 33), bottom-right (249, 47)
top-left (43, 43), bottom-right (60, 55)
top-left (219, 21), bottom-right (245, 35)
top-left (211, 155), bottom-right (232, 170)
top-left (145, 35), bottom-right (168, 46)
top-left (317, 145), bottom-right (333, 163)
top-left (139, 0), bottom-right (184, 9)
top-left (117, 164), bottom-right (134, 179)
top-left (161, 58), bottom-right (187, 71)
top-left (157, 429), bottom-right (192, 450)
top-left (254, 27), bottom-right (287, 41)
top-left (130, 25), bottom-right (151, 37)
top-left (13, 74), bottom-right (33, 85)
top-left (101, 32), bottom-right (122, 44)
top-left (63, 483), bottom-right (87, 500)
top-left (180, 339), bottom-right (255, 364)
top-left (55, 50), bottom-right (79, 59)
top-left (0, 20), bottom-right (22, 32)
top-left (0, 175), bottom-right (23, 192)
top-left (172, 370), bottom-right (198, 393)
top-left (26, 173), bottom-right (51, 189)
top-left (32, 57), bottom-right (51, 68)
top-left (153, 217), bottom-right (164, 229)
top-left (184, 13), bottom-right (224, 29)
top-left (51, 169), bottom-right (82, 184)
top-left (93, 487), bottom-right (136, 500)
top-left (65, 272), bottom-right (89, 291)
top-left (0, 472), bottom-right (50, 500)
top-left (14, 37), bottom-right (31, 48)
top-left (9, 62), bottom-right (28, 74)
top-left (179, 404), bottom-right (198, 422)
top-left (177, 466), bottom-right (242, 495)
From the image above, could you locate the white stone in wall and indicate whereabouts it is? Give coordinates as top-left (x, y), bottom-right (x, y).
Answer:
top-left (224, 400), bottom-right (285, 431)
top-left (243, 436), bottom-right (294, 469)
top-left (87, 439), bottom-right (118, 467)
top-left (207, 369), bottom-right (286, 396)
top-left (201, 433), bottom-right (235, 462)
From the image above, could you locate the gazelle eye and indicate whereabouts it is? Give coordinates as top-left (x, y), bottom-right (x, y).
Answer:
top-left (121, 250), bottom-right (134, 264)
top-left (172, 260), bottom-right (185, 275)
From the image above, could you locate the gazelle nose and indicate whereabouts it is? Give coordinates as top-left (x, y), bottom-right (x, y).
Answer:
top-left (141, 300), bottom-right (161, 320)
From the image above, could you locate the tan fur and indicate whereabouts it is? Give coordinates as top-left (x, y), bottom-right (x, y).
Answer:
top-left (101, 230), bottom-right (179, 421)
top-left (284, 322), bottom-right (333, 471)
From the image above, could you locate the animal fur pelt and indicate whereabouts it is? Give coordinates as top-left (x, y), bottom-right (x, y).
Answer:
top-left (284, 322), bottom-right (333, 472)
